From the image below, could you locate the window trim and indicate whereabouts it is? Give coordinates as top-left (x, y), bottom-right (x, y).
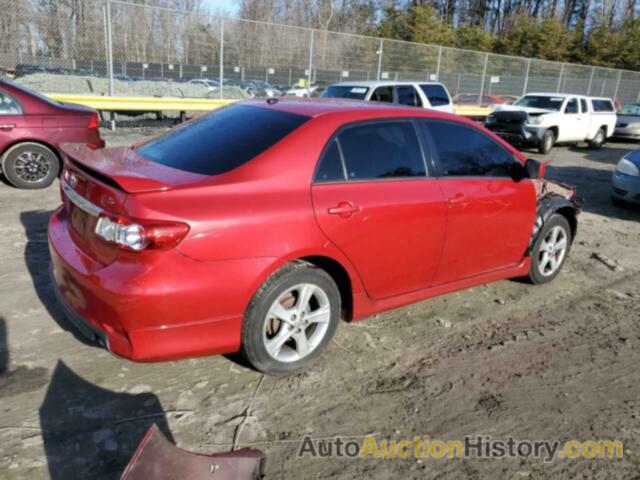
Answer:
top-left (312, 117), bottom-right (433, 185)
top-left (418, 118), bottom-right (524, 181)
top-left (0, 89), bottom-right (23, 115)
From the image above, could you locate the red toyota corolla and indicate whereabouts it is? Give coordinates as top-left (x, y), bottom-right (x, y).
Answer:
top-left (48, 99), bottom-right (578, 374)
top-left (0, 79), bottom-right (103, 189)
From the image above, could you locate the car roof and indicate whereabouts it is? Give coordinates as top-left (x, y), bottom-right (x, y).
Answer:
top-left (241, 97), bottom-right (464, 123)
top-left (330, 81), bottom-right (444, 87)
top-left (524, 92), bottom-right (613, 101)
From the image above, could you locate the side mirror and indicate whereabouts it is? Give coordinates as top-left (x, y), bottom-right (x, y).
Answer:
top-left (524, 158), bottom-right (549, 179)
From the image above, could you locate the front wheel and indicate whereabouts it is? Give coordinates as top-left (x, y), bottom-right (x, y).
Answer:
top-left (241, 262), bottom-right (341, 375)
top-left (527, 214), bottom-right (572, 284)
top-left (588, 128), bottom-right (605, 149)
top-left (538, 130), bottom-right (555, 154)
top-left (1, 142), bottom-right (60, 189)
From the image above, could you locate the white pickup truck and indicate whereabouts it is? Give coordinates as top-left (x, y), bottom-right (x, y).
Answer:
top-left (485, 93), bottom-right (617, 154)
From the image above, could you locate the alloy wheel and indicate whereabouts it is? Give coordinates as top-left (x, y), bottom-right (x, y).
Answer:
top-left (538, 225), bottom-right (568, 277)
top-left (13, 151), bottom-right (51, 184)
top-left (262, 283), bottom-right (331, 363)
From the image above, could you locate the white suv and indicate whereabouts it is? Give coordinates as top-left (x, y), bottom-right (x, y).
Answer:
top-left (321, 81), bottom-right (454, 114)
top-left (486, 93), bottom-right (617, 154)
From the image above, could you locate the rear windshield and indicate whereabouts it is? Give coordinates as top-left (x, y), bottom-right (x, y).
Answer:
top-left (591, 99), bottom-right (614, 112)
top-left (322, 85), bottom-right (369, 100)
top-left (136, 105), bottom-right (309, 175)
top-left (419, 84), bottom-right (450, 106)
top-left (514, 95), bottom-right (564, 111)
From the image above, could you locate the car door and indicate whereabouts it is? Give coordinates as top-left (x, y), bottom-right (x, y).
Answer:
top-left (0, 89), bottom-right (26, 150)
top-left (561, 97), bottom-right (588, 141)
top-left (394, 85), bottom-right (422, 108)
top-left (419, 119), bottom-right (537, 284)
top-left (311, 119), bottom-right (447, 300)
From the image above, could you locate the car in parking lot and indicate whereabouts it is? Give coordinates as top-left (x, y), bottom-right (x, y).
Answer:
top-left (612, 149), bottom-right (640, 206)
top-left (613, 103), bottom-right (640, 140)
top-left (48, 99), bottom-right (578, 375)
top-left (453, 93), bottom-right (510, 107)
top-left (322, 81), bottom-right (454, 113)
top-left (0, 79), bottom-right (103, 189)
top-left (485, 93), bottom-right (617, 154)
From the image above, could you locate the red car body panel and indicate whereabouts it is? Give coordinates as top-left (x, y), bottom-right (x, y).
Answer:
top-left (0, 80), bottom-right (103, 164)
top-left (49, 99), bottom-right (543, 362)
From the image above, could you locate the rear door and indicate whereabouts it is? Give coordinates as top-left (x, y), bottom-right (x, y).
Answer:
top-left (311, 119), bottom-right (447, 300)
top-left (419, 119), bottom-right (536, 284)
top-left (0, 89), bottom-right (27, 150)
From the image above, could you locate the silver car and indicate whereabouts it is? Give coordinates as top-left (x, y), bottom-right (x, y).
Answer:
top-left (613, 104), bottom-right (640, 140)
top-left (612, 150), bottom-right (640, 206)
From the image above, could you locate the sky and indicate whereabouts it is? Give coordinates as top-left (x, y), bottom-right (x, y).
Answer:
top-left (202, 0), bottom-right (239, 15)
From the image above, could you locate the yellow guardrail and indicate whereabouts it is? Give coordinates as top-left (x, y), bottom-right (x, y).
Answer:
top-left (46, 93), bottom-right (235, 112)
top-left (453, 106), bottom-right (493, 117)
top-left (45, 93), bottom-right (493, 118)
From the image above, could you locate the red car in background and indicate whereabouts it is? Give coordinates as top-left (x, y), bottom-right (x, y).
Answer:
top-left (453, 93), bottom-right (511, 107)
top-left (0, 79), bottom-right (103, 189)
top-left (48, 99), bottom-right (578, 375)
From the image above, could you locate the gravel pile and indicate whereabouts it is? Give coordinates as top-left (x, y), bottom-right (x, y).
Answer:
top-left (15, 73), bottom-right (250, 99)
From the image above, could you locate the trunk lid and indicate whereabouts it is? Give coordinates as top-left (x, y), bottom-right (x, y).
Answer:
top-left (59, 144), bottom-right (206, 268)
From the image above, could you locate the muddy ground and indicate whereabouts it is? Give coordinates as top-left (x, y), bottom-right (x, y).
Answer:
top-left (0, 130), bottom-right (639, 479)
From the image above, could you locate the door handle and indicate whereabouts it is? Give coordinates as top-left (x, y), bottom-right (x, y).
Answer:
top-left (447, 193), bottom-right (470, 207)
top-left (0, 124), bottom-right (15, 132)
top-left (328, 201), bottom-right (361, 218)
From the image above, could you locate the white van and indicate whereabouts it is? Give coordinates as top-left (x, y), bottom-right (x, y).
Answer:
top-left (322, 81), bottom-right (454, 114)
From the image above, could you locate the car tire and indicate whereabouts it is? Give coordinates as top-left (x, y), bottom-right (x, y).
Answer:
top-left (538, 130), bottom-right (555, 155)
top-left (588, 128), bottom-right (606, 149)
top-left (241, 261), bottom-right (341, 375)
top-left (527, 214), bottom-right (572, 285)
top-left (611, 195), bottom-right (626, 207)
top-left (1, 142), bottom-right (60, 189)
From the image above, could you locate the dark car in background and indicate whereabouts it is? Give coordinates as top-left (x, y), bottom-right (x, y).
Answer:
top-left (0, 79), bottom-right (103, 189)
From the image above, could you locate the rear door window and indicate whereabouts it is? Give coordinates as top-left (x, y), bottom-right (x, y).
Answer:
top-left (338, 121), bottom-right (425, 180)
top-left (395, 86), bottom-right (422, 107)
top-left (421, 120), bottom-right (515, 177)
top-left (591, 99), bottom-right (615, 112)
top-left (580, 98), bottom-right (588, 113)
top-left (136, 105), bottom-right (309, 175)
top-left (0, 91), bottom-right (21, 114)
top-left (370, 86), bottom-right (393, 103)
top-left (315, 139), bottom-right (345, 183)
top-left (419, 84), bottom-right (451, 106)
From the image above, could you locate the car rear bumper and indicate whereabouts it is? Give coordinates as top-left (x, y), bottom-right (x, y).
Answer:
top-left (48, 206), bottom-right (276, 361)
top-left (611, 171), bottom-right (640, 204)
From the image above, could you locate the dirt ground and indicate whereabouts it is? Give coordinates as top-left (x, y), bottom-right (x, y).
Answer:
top-left (1, 129), bottom-right (639, 479)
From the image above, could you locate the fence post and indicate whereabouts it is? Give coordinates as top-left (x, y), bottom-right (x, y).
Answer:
top-left (522, 58), bottom-right (531, 95)
top-left (587, 67), bottom-right (595, 96)
top-left (307, 29), bottom-right (314, 95)
top-left (478, 53), bottom-right (489, 106)
top-left (613, 70), bottom-right (622, 101)
top-left (219, 17), bottom-right (224, 100)
top-left (103, 0), bottom-right (115, 129)
top-left (376, 38), bottom-right (383, 81)
top-left (556, 64), bottom-right (564, 93)
top-left (435, 46), bottom-right (442, 81)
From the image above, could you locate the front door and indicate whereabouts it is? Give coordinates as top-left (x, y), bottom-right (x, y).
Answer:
top-left (419, 119), bottom-right (537, 284)
top-left (312, 120), bottom-right (447, 300)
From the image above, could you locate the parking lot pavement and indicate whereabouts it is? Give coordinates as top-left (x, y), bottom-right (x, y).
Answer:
top-left (1, 132), bottom-right (639, 479)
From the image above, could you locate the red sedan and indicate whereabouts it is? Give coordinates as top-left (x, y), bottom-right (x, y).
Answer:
top-left (48, 99), bottom-right (578, 374)
top-left (0, 79), bottom-right (103, 189)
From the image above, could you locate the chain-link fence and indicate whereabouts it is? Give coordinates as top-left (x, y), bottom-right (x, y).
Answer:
top-left (1, 0), bottom-right (640, 105)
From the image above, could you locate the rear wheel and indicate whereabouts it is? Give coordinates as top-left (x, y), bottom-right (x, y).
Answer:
top-left (1, 142), bottom-right (59, 189)
top-left (527, 214), bottom-right (572, 284)
top-left (588, 128), bottom-right (606, 149)
top-left (538, 130), bottom-right (555, 154)
top-left (241, 262), bottom-right (341, 375)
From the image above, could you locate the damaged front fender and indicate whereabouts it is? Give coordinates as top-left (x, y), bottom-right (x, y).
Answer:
top-left (527, 179), bottom-right (581, 254)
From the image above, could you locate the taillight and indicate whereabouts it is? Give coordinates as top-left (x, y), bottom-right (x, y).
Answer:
top-left (88, 112), bottom-right (99, 130)
top-left (95, 214), bottom-right (189, 252)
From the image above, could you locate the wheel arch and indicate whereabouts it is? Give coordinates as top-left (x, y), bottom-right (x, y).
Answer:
top-left (528, 194), bottom-right (578, 254)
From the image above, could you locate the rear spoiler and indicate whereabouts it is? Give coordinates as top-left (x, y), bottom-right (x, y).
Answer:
top-left (61, 143), bottom-right (171, 193)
